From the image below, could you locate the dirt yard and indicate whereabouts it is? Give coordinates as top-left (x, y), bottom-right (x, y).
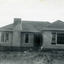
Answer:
top-left (0, 50), bottom-right (64, 64)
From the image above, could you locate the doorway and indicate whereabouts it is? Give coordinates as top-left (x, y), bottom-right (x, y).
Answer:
top-left (34, 34), bottom-right (42, 48)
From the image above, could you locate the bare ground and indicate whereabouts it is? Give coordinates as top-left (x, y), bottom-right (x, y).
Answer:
top-left (0, 50), bottom-right (64, 64)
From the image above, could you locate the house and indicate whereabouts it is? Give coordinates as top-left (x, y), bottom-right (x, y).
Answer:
top-left (0, 18), bottom-right (64, 51)
top-left (42, 20), bottom-right (64, 49)
top-left (0, 18), bottom-right (50, 50)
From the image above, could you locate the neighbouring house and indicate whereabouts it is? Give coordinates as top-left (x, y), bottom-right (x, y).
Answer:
top-left (42, 20), bottom-right (64, 49)
top-left (0, 18), bottom-right (50, 50)
top-left (0, 18), bottom-right (64, 50)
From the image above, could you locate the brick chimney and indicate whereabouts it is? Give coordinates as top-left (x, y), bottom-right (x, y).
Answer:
top-left (13, 18), bottom-right (22, 31)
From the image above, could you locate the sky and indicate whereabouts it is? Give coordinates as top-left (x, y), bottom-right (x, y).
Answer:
top-left (0, 0), bottom-right (64, 27)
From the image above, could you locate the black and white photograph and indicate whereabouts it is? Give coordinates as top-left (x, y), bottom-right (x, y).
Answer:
top-left (0, 0), bottom-right (64, 64)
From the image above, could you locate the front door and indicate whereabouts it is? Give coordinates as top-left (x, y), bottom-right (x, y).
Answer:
top-left (34, 34), bottom-right (42, 48)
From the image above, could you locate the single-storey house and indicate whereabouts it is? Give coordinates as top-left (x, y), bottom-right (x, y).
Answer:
top-left (0, 18), bottom-right (50, 50)
top-left (0, 18), bottom-right (64, 50)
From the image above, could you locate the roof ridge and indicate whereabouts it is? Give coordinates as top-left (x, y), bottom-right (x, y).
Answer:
top-left (43, 20), bottom-right (64, 28)
top-left (22, 20), bottom-right (50, 23)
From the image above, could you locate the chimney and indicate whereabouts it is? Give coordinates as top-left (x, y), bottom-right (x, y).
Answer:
top-left (13, 18), bottom-right (22, 31)
top-left (13, 18), bottom-right (22, 46)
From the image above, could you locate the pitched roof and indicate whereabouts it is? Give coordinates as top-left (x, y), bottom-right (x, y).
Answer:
top-left (0, 21), bottom-right (50, 32)
top-left (42, 20), bottom-right (64, 31)
top-left (0, 24), bottom-right (13, 31)
top-left (22, 21), bottom-right (50, 32)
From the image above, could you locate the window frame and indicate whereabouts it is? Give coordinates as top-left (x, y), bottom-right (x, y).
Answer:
top-left (1, 32), bottom-right (10, 43)
top-left (24, 33), bottom-right (29, 43)
top-left (51, 33), bottom-right (57, 45)
top-left (51, 32), bottom-right (64, 45)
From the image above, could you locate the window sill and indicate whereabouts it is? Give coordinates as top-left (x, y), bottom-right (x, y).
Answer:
top-left (25, 42), bottom-right (29, 44)
top-left (0, 42), bottom-right (9, 43)
top-left (56, 44), bottom-right (64, 45)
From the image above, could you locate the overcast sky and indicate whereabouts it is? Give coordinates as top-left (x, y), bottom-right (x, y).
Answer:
top-left (0, 0), bottom-right (64, 27)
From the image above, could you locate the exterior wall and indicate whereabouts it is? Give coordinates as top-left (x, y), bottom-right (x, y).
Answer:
top-left (43, 31), bottom-right (64, 49)
top-left (21, 32), bottom-right (34, 47)
top-left (13, 31), bottom-right (21, 47)
top-left (0, 31), bottom-right (13, 46)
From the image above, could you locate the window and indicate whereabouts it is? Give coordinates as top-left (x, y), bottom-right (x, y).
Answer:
top-left (57, 33), bottom-right (64, 44)
top-left (51, 33), bottom-right (56, 44)
top-left (51, 33), bottom-right (64, 45)
top-left (1, 33), bottom-right (4, 42)
top-left (25, 34), bottom-right (29, 43)
top-left (1, 33), bottom-right (9, 42)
